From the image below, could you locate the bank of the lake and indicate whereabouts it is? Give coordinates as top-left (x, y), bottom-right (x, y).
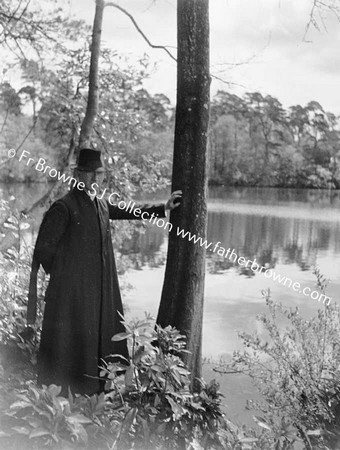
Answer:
top-left (2, 183), bottom-right (340, 357)
top-left (1, 183), bottom-right (339, 427)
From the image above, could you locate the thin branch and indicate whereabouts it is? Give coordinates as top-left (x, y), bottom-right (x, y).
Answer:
top-left (211, 54), bottom-right (259, 70)
top-left (0, 2), bottom-right (82, 59)
top-left (0, 117), bottom-right (36, 168)
top-left (0, 157), bottom-right (12, 168)
top-left (212, 366), bottom-right (240, 374)
top-left (16, 0), bottom-right (32, 24)
top-left (304, 0), bottom-right (320, 39)
top-left (0, 109), bottom-right (9, 135)
top-left (105, 1), bottom-right (263, 90)
top-left (210, 73), bottom-right (250, 91)
top-left (4, 37), bottom-right (23, 60)
top-left (13, 33), bottom-right (27, 59)
top-left (304, 0), bottom-right (340, 40)
top-left (1, 0), bottom-right (24, 35)
top-left (105, 2), bottom-right (177, 62)
top-left (0, 0), bottom-right (28, 42)
top-left (16, 117), bottom-right (37, 152)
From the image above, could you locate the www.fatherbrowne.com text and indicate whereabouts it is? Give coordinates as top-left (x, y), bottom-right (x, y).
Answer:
top-left (10, 148), bottom-right (331, 305)
top-left (175, 229), bottom-right (331, 305)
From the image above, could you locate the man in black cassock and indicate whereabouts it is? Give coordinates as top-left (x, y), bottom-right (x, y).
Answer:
top-left (26, 148), bottom-right (181, 395)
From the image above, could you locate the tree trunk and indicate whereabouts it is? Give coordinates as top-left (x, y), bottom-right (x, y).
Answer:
top-left (78, 0), bottom-right (104, 149)
top-left (156, 0), bottom-right (210, 389)
top-left (23, 2), bottom-right (103, 214)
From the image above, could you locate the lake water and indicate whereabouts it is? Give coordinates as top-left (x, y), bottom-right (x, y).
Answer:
top-left (1, 184), bottom-right (340, 361)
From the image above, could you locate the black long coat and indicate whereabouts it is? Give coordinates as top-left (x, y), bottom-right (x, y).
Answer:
top-left (28, 187), bottom-right (165, 395)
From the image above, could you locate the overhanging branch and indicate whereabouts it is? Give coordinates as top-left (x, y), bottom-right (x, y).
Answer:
top-left (304, 0), bottom-right (340, 40)
top-left (104, 2), bottom-right (260, 88)
top-left (104, 2), bottom-right (177, 62)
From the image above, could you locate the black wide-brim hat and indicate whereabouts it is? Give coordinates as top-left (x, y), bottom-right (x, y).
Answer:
top-left (76, 148), bottom-right (105, 172)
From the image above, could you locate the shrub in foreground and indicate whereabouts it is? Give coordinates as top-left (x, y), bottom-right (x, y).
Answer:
top-left (233, 285), bottom-right (340, 449)
top-left (0, 313), bottom-right (265, 449)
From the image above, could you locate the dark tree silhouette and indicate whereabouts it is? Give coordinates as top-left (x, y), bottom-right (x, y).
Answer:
top-left (156, 0), bottom-right (210, 388)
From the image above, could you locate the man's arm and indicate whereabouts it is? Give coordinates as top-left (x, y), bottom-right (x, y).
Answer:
top-left (34, 201), bottom-right (70, 273)
top-left (107, 191), bottom-right (182, 220)
top-left (27, 201), bottom-right (69, 326)
top-left (107, 202), bottom-right (166, 221)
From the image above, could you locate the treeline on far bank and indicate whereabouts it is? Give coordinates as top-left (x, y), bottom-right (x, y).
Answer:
top-left (208, 91), bottom-right (340, 188)
top-left (1, 74), bottom-right (339, 189)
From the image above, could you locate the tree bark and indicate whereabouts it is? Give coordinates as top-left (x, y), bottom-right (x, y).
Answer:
top-left (156, 0), bottom-right (210, 389)
top-left (79, 0), bottom-right (104, 149)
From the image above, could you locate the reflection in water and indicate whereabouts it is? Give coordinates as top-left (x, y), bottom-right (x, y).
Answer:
top-left (1, 184), bottom-right (340, 358)
top-left (122, 188), bottom-right (340, 358)
top-left (208, 185), bottom-right (340, 207)
top-left (206, 212), bottom-right (333, 275)
top-left (118, 227), bottom-right (167, 271)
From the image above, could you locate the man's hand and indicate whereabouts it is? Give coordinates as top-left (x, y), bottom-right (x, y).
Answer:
top-left (165, 190), bottom-right (182, 210)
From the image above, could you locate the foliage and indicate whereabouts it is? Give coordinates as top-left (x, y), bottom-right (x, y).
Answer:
top-left (0, 216), bottom-right (270, 450)
top-left (0, 198), bottom-right (45, 383)
top-left (1, 1), bottom-right (340, 196)
top-left (1, 0), bottom-right (173, 199)
top-left (233, 285), bottom-right (340, 449)
top-left (0, 112), bottom-right (58, 182)
top-left (3, 1), bottom-right (339, 191)
top-left (0, 50), bottom-right (172, 195)
top-left (0, 0), bottom-right (90, 60)
top-left (0, 384), bottom-right (117, 449)
top-left (0, 309), bottom-right (255, 450)
top-left (209, 91), bottom-right (340, 188)
top-left (99, 313), bottom-right (228, 449)
top-left (3, 202), bottom-right (340, 449)
top-left (0, 197), bottom-right (225, 449)
top-left (0, 82), bottom-right (21, 116)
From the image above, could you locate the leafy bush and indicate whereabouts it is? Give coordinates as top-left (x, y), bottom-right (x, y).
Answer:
top-left (0, 198), bottom-right (46, 386)
top-left (6, 197), bottom-right (340, 449)
top-left (98, 313), bottom-right (228, 449)
top-left (0, 385), bottom-right (115, 449)
top-left (233, 282), bottom-right (340, 449)
top-left (0, 196), bottom-right (233, 449)
top-left (0, 312), bottom-right (248, 450)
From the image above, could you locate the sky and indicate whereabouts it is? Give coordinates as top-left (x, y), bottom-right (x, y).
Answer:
top-left (67, 0), bottom-right (340, 114)
top-left (3, 0), bottom-right (338, 115)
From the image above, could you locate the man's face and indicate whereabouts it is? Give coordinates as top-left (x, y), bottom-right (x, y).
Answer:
top-left (76, 168), bottom-right (106, 192)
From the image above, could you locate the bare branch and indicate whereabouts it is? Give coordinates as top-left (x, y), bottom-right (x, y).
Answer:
top-left (304, 0), bottom-right (340, 40)
top-left (0, 0), bottom-right (29, 43)
top-left (16, 0), bottom-right (31, 24)
top-left (212, 366), bottom-right (240, 374)
top-left (0, 1), bottom-right (90, 60)
top-left (0, 117), bottom-right (36, 168)
top-left (211, 55), bottom-right (259, 70)
top-left (0, 109), bottom-right (9, 134)
top-left (304, 1), bottom-right (320, 39)
top-left (104, 1), bottom-right (263, 90)
top-left (0, 157), bottom-right (13, 168)
top-left (210, 73), bottom-right (250, 91)
top-left (16, 117), bottom-right (37, 152)
top-left (105, 2), bottom-right (177, 62)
